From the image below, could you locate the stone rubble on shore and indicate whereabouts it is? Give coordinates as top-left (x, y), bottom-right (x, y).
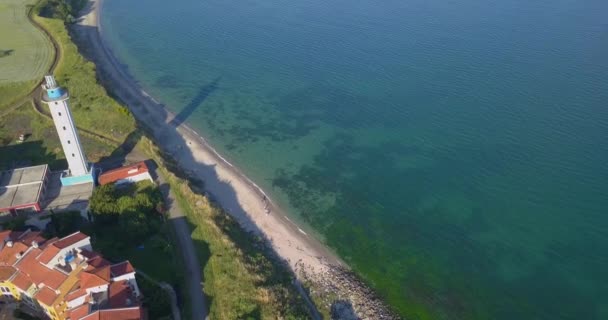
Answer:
top-left (295, 260), bottom-right (401, 320)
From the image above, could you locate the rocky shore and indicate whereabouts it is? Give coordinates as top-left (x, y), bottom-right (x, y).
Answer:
top-left (295, 260), bottom-right (400, 319)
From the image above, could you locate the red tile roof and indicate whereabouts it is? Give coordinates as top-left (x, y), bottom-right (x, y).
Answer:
top-left (110, 261), bottom-right (135, 277)
top-left (0, 230), bottom-right (143, 320)
top-left (11, 271), bottom-right (33, 291)
top-left (80, 307), bottom-right (143, 320)
top-left (54, 232), bottom-right (89, 249)
top-left (16, 248), bottom-right (67, 290)
top-left (0, 266), bottom-right (15, 281)
top-left (39, 237), bottom-right (59, 249)
top-left (68, 303), bottom-right (90, 320)
top-left (91, 265), bottom-right (111, 282)
top-left (0, 241), bottom-right (29, 266)
top-left (37, 232), bottom-right (89, 264)
top-left (16, 231), bottom-right (46, 247)
top-left (35, 286), bottom-right (58, 306)
top-left (37, 244), bottom-right (61, 264)
top-left (80, 249), bottom-right (100, 260)
top-left (86, 256), bottom-right (111, 270)
top-left (109, 280), bottom-right (133, 308)
top-left (80, 271), bottom-right (109, 289)
top-left (65, 288), bottom-right (87, 302)
top-left (98, 162), bottom-right (150, 186)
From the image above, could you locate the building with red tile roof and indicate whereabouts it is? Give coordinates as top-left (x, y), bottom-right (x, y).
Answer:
top-left (0, 229), bottom-right (143, 320)
top-left (98, 162), bottom-right (153, 186)
top-left (35, 286), bottom-right (59, 306)
top-left (110, 261), bottom-right (135, 278)
top-left (80, 307), bottom-right (142, 320)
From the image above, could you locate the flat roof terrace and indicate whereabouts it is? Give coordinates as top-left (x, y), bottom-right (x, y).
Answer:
top-left (0, 165), bottom-right (48, 212)
top-left (41, 172), bottom-right (93, 212)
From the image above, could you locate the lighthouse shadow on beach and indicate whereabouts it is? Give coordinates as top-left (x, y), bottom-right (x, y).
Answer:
top-left (70, 12), bottom-right (324, 317)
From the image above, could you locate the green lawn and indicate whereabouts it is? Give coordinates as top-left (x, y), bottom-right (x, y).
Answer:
top-left (32, 9), bottom-right (136, 142)
top-left (0, 101), bottom-right (115, 170)
top-left (0, 0), bottom-right (54, 110)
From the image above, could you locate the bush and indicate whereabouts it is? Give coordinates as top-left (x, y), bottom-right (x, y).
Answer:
top-left (136, 275), bottom-right (172, 319)
top-left (89, 181), bottom-right (164, 240)
top-left (2, 217), bottom-right (27, 231)
top-left (47, 211), bottom-right (84, 237)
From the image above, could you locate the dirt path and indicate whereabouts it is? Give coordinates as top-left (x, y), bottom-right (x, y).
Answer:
top-left (156, 171), bottom-right (210, 320)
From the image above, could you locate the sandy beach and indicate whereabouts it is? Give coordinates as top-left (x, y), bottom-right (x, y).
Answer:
top-left (72, 1), bottom-right (397, 318)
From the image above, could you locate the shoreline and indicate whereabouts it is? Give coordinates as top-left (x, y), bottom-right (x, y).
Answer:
top-left (81, 0), bottom-right (342, 272)
top-left (73, 0), bottom-right (399, 318)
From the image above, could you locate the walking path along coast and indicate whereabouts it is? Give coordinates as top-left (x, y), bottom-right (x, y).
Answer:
top-left (72, 0), bottom-right (398, 318)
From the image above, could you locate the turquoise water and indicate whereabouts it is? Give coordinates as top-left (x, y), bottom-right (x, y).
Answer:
top-left (101, 0), bottom-right (608, 318)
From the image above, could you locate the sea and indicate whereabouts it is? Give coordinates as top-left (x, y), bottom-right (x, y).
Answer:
top-left (100, 0), bottom-right (608, 318)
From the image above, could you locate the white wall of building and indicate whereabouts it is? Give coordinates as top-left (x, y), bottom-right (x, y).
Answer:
top-left (48, 99), bottom-right (88, 176)
top-left (111, 272), bottom-right (135, 282)
top-left (85, 284), bottom-right (108, 294)
top-left (44, 238), bottom-right (92, 268)
top-left (115, 172), bottom-right (153, 185)
top-left (66, 294), bottom-right (87, 309)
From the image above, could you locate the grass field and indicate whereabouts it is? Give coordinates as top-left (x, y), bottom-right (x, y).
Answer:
top-left (0, 0), bottom-right (54, 110)
top-left (32, 9), bottom-right (136, 142)
top-left (0, 101), bottom-right (116, 170)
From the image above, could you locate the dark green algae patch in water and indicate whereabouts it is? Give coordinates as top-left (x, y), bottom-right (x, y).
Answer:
top-left (187, 82), bottom-right (608, 320)
top-left (101, 0), bottom-right (608, 317)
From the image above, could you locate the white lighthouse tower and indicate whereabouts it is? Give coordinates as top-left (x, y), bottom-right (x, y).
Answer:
top-left (41, 75), bottom-right (94, 186)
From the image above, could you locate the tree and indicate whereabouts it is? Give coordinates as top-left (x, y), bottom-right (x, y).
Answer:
top-left (49, 211), bottom-right (83, 237)
top-left (89, 184), bottom-right (119, 216)
top-left (90, 181), bottom-right (165, 240)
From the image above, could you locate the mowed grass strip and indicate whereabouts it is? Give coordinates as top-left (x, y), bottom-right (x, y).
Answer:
top-left (0, 0), bottom-right (54, 110)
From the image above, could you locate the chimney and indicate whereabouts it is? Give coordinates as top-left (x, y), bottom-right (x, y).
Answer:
top-left (6, 241), bottom-right (13, 248)
top-left (32, 240), bottom-right (38, 248)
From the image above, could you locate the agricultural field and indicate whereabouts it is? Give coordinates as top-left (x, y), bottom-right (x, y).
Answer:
top-left (0, 0), bottom-right (54, 110)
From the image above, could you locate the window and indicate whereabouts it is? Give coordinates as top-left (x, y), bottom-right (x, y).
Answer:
top-left (54, 102), bottom-right (58, 105)
top-left (58, 112), bottom-right (62, 116)
top-left (1, 286), bottom-right (12, 298)
top-left (63, 126), bottom-right (66, 130)
top-left (72, 153), bottom-right (75, 157)
top-left (67, 140), bottom-right (71, 144)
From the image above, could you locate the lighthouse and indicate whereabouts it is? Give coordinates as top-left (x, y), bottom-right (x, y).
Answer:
top-left (41, 75), bottom-right (94, 186)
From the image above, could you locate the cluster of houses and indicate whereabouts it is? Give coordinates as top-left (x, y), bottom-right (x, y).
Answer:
top-left (0, 76), bottom-right (156, 319)
top-left (0, 230), bottom-right (143, 320)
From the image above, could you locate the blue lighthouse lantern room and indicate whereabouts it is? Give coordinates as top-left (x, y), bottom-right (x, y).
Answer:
top-left (46, 86), bottom-right (64, 99)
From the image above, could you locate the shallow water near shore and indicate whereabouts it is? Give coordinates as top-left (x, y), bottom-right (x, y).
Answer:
top-left (100, 0), bottom-right (608, 318)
